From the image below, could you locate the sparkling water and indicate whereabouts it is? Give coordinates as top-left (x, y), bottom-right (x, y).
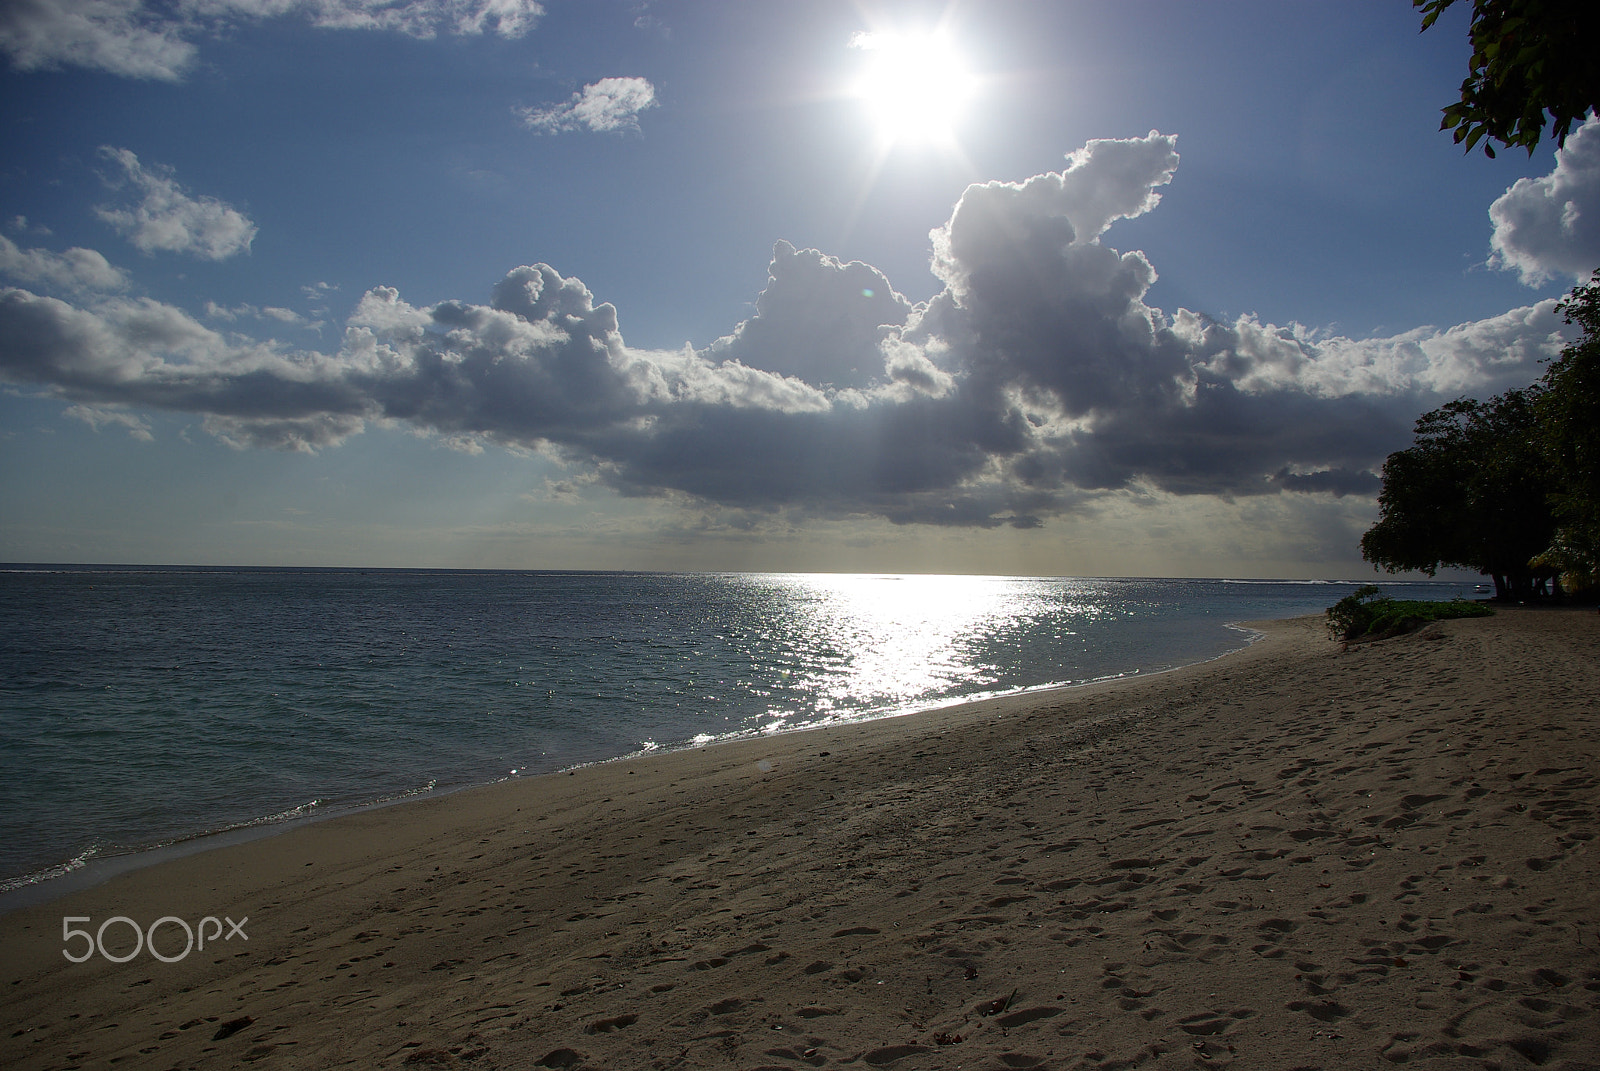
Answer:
top-left (0, 567), bottom-right (1472, 891)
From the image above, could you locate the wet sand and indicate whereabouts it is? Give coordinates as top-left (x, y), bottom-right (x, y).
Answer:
top-left (2, 608), bottom-right (1598, 1070)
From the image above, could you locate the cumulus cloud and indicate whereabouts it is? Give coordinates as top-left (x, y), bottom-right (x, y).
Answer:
top-left (0, 259), bottom-right (823, 455)
top-left (517, 77), bottom-right (657, 134)
top-left (95, 148), bottom-right (257, 260)
top-left (0, 234), bottom-right (129, 292)
top-left (0, 0), bottom-right (543, 80)
top-left (0, 131), bottom-right (1571, 526)
top-left (704, 241), bottom-right (913, 390)
top-left (1489, 115), bottom-right (1600, 286)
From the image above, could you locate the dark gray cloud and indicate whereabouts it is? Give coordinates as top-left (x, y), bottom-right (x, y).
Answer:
top-left (0, 131), bottom-right (1569, 523)
top-left (705, 241), bottom-right (912, 389)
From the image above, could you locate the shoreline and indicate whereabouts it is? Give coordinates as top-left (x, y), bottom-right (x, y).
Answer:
top-left (4, 608), bottom-right (1596, 1069)
top-left (0, 622), bottom-right (1268, 915)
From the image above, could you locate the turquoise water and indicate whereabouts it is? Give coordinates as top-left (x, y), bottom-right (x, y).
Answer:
top-left (0, 568), bottom-right (1474, 891)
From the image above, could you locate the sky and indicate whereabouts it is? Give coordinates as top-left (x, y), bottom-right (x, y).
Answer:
top-left (2, 0), bottom-right (1598, 577)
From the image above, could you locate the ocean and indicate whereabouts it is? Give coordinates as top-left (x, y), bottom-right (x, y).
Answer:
top-left (0, 567), bottom-right (1475, 898)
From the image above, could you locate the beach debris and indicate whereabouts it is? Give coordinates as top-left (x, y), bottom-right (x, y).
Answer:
top-left (978, 989), bottom-right (1018, 1016)
top-left (934, 1031), bottom-right (964, 1045)
top-left (210, 1015), bottom-right (254, 1040)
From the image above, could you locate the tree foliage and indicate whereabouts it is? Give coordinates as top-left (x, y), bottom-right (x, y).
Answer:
top-left (1325, 585), bottom-right (1492, 642)
top-left (1531, 271), bottom-right (1600, 589)
top-left (1361, 273), bottom-right (1600, 597)
top-left (1415, 0), bottom-right (1600, 156)
top-left (1360, 388), bottom-right (1556, 598)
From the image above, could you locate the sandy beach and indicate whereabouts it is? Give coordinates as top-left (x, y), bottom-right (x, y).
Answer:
top-left (2, 608), bottom-right (1597, 1070)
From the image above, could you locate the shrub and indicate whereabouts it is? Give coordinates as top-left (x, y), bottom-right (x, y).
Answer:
top-left (1325, 585), bottom-right (1492, 642)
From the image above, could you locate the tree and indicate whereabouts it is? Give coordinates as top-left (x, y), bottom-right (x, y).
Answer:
top-left (1532, 271), bottom-right (1600, 590)
top-left (1361, 388), bottom-right (1556, 598)
top-left (1415, 0), bottom-right (1600, 156)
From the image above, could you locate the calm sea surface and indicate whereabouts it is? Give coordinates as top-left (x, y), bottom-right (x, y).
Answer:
top-left (0, 568), bottom-right (1475, 892)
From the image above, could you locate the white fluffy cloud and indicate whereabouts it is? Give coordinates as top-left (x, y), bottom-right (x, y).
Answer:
top-left (517, 77), bottom-right (658, 135)
top-left (0, 132), bottom-right (1572, 526)
top-left (0, 234), bottom-right (129, 292)
top-left (0, 0), bottom-right (543, 79)
top-left (95, 148), bottom-right (257, 260)
top-left (0, 0), bottom-right (195, 79)
top-left (1489, 115), bottom-right (1600, 286)
top-left (1187, 300), bottom-right (1563, 400)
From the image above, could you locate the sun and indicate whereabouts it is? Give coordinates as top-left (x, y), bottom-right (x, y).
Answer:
top-left (850, 29), bottom-right (977, 148)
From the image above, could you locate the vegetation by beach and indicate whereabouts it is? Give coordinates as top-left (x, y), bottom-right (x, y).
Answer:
top-left (1359, 272), bottom-right (1600, 599)
top-left (1325, 584), bottom-right (1493, 642)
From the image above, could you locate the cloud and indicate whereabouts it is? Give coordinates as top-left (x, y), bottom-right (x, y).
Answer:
top-left (0, 259), bottom-right (823, 455)
top-left (95, 147), bottom-right (257, 260)
top-left (0, 131), bottom-right (1571, 528)
top-left (0, 286), bottom-right (371, 451)
top-left (0, 234), bottom-right (129, 292)
top-left (185, 0), bottom-right (544, 40)
top-left (1489, 115), bottom-right (1600, 286)
top-left (704, 241), bottom-right (914, 390)
top-left (62, 403), bottom-right (153, 440)
top-left (517, 77), bottom-right (657, 134)
top-left (0, 0), bottom-right (196, 80)
top-left (1, 0), bottom-right (544, 80)
top-left (204, 300), bottom-right (318, 328)
top-left (1185, 300), bottom-right (1563, 400)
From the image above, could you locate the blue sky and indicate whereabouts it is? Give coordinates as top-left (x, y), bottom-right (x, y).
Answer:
top-left (2, 0), bottom-right (1597, 576)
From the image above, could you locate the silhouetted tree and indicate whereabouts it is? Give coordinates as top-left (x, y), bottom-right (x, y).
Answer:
top-left (1532, 271), bottom-right (1600, 590)
top-left (1361, 389), bottom-right (1555, 598)
top-left (1415, 0), bottom-right (1600, 156)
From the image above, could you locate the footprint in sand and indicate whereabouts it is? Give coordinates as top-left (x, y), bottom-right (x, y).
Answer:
top-left (1286, 999), bottom-right (1351, 1022)
top-left (861, 1044), bottom-right (931, 1065)
top-left (995, 1006), bottom-right (1063, 1028)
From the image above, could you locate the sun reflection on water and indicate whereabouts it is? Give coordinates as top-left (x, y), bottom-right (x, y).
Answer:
top-left (751, 573), bottom-right (1096, 732)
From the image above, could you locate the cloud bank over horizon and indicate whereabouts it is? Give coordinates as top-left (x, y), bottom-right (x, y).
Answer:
top-left (0, 131), bottom-right (1579, 531)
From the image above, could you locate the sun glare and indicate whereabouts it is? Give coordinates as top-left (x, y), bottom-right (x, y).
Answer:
top-left (850, 29), bottom-right (976, 147)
